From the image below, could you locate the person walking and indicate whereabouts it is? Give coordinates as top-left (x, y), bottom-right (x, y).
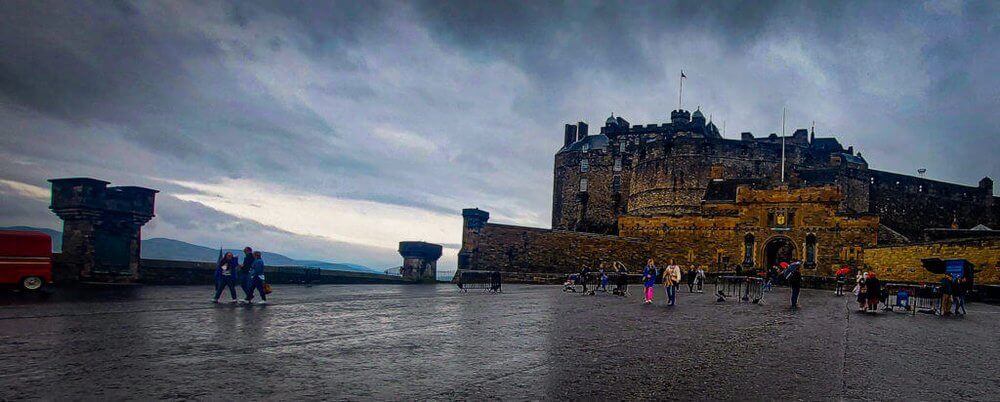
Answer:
top-left (695, 266), bottom-right (706, 293)
top-left (600, 271), bottom-right (609, 292)
top-left (212, 252), bottom-right (240, 303)
top-left (953, 277), bottom-right (967, 316)
top-left (788, 265), bottom-right (802, 308)
top-left (939, 275), bottom-right (953, 316)
top-left (616, 264), bottom-right (629, 296)
top-left (865, 272), bottom-right (881, 312)
top-left (835, 268), bottom-right (847, 296)
top-left (245, 251), bottom-right (267, 304)
top-left (642, 259), bottom-right (657, 304)
top-left (855, 272), bottom-right (868, 311)
top-left (580, 265), bottom-right (592, 295)
top-left (764, 265), bottom-right (777, 292)
top-left (664, 259), bottom-right (682, 306)
top-left (686, 265), bottom-right (697, 293)
top-left (239, 247), bottom-right (256, 301)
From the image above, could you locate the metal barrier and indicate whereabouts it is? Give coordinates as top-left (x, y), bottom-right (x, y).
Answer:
top-left (456, 270), bottom-right (502, 292)
top-left (715, 276), bottom-right (766, 304)
top-left (882, 283), bottom-right (940, 315)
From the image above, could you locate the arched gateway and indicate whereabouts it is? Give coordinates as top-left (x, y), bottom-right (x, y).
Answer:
top-left (762, 236), bottom-right (796, 269)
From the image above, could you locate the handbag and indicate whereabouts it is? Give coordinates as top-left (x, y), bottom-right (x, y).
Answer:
top-left (263, 283), bottom-right (273, 295)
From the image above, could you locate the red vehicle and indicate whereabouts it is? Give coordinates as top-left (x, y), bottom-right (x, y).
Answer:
top-left (0, 231), bottom-right (53, 290)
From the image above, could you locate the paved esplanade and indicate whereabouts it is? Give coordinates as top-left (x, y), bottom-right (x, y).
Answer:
top-left (1, 285), bottom-right (997, 400)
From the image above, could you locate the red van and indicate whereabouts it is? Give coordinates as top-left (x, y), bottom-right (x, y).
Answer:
top-left (0, 231), bottom-right (53, 290)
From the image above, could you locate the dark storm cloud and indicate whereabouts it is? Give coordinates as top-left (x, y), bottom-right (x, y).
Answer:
top-left (0, 0), bottom-right (997, 267)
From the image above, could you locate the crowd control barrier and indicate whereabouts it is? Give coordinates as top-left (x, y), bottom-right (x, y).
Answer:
top-left (882, 283), bottom-right (940, 315)
top-left (715, 276), bottom-right (766, 304)
top-left (456, 271), bottom-right (502, 292)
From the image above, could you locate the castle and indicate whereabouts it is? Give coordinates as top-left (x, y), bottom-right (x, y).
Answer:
top-left (457, 107), bottom-right (1000, 283)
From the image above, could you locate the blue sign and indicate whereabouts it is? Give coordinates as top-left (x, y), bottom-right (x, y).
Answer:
top-left (946, 260), bottom-right (965, 279)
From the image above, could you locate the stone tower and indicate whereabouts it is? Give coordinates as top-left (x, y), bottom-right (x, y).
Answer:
top-left (398, 241), bottom-right (442, 283)
top-left (458, 208), bottom-right (489, 271)
top-left (49, 178), bottom-right (158, 283)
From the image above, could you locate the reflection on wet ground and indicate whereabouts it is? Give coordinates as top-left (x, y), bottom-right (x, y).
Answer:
top-left (0, 284), bottom-right (998, 400)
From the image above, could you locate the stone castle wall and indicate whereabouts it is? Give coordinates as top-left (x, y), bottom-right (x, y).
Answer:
top-left (862, 237), bottom-right (1000, 284)
top-left (868, 170), bottom-right (997, 240)
top-left (461, 222), bottom-right (651, 274)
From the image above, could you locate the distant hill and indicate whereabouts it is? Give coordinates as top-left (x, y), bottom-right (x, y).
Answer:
top-left (0, 227), bottom-right (378, 273)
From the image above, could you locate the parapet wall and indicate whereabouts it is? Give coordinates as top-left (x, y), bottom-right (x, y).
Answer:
top-left (53, 255), bottom-right (409, 285)
top-left (862, 237), bottom-right (1000, 284)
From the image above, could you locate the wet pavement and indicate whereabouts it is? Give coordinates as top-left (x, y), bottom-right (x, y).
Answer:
top-left (0, 284), bottom-right (998, 400)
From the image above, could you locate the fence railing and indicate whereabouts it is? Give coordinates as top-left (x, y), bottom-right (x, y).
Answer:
top-left (715, 276), bottom-right (766, 304)
top-left (456, 270), bottom-right (502, 292)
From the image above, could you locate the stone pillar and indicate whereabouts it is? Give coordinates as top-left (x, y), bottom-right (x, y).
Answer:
top-left (398, 241), bottom-right (442, 283)
top-left (458, 208), bottom-right (489, 271)
top-left (49, 178), bottom-right (158, 283)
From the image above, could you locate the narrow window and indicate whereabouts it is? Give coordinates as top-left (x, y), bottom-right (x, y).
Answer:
top-left (613, 157), bottom-right (622, 172)
top-left (805, 233), bottom-right (817, 264)
top-left (619, 140), bottom-right (627, 152)
top-left (743, 234), bottom-right (755, 265)
top-left (612, 175), bottom-right (622, 193)
top-left (582, 143), bottom-right (590, 153)
top-left (579, 178), bottom-right (588, 192)
top-left (580, 159), bottom-right (589, 173)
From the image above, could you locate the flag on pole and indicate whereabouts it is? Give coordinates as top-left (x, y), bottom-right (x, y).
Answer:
top-left (681, 71), bottom-right (687, 78)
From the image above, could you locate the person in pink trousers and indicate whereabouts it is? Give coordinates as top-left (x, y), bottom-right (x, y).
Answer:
top-left (642, 259), bottom-right (657, 304)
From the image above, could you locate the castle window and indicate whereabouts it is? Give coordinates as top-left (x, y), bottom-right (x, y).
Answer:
top-left (582, 143), bottom-right (590, 153)
top-left (619, 141), bottom-right (627, 152)
top-left (613, 157), bottom-right (622, 172)
top-left (612, 175), bottom-right (622, 193)
top-left (743, 234), bottom-right (755, 266)
top-left (579, 178), bottom-right (588, 192)
top-left (805, 234), bottom-right (817, 265)
top-left (870, 177), bottom-right (875, 184)
top-left (580, 159), bottom-right (589, 172)
top-left (918, 185), bottom-right (923, 192)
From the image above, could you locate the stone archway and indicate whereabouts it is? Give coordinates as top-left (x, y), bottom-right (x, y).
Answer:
top-left (762, 236), bottom-right (796, 269)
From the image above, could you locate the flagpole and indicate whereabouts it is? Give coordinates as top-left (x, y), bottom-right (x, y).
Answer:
top-left (781, 107), bottom-right (786, 183)
top-left (678, 70), bottom-right (684, 110)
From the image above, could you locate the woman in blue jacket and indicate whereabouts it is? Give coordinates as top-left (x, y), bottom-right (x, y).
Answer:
top-left (642, 259), bottom-right (657, 304)
top-left (212, 252), bottom-right (239, 303)
top-left (245, 251), bottom-right (267, 304)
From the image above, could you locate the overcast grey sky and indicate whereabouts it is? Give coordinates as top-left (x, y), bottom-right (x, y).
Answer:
top-left (0, 0), bottom-right (997, 269)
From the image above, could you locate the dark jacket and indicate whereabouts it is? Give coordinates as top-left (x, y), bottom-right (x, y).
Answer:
top-left (788, 270), bottom-right (802, 288)
top-left (866, 277), bottom-right (881, 298)
top-left (241, 252), bottom-right (255, 274)
top-left (939, 278), bottom-right (953, 295)
top-left (215, 256), bottom-right (239, 283)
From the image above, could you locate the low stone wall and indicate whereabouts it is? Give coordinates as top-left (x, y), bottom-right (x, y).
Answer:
top-left (862, 237), bottom-right (1000, 285)
top-left (52, 254), bottom-right (410, 285)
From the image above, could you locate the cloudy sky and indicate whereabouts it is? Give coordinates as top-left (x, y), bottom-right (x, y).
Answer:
top-left (0, 0), bottom-right (997, 270)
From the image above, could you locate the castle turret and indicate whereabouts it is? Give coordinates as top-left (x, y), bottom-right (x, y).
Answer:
top-left (49, 177), bottom-right (158, 283)
top-left (691, 108), bottom-right (706, 126)
top-left (670, 109), bottom-right (691, 125)
top-left (981, 177), bottom-right (994, 196)
top-left (398, 241), bottom-right (442, 283)
top-left (458, 208), bottom-right (490, 270)
top-left (564, 124), bottom-right (578, 148)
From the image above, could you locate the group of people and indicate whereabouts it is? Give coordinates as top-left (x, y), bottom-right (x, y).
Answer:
top-left (938, 275), bottom-right (970, 316)
top-left (853, 272), bottom-right (882, 312)
top-left (567, 262), bottom-right (627, 295)
top-left (640, 259), bottom-right (707, 306)
top-left (213, 246), bottom-right (269, 304)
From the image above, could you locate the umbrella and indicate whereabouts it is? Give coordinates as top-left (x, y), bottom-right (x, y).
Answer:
top-left (780, 261), bottom-right (802, 278)
top-left (835, 266), bottom-right (851, 276)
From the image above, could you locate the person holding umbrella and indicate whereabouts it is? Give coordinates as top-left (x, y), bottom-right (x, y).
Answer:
top-left (784, 260), bottom-right (803, 308)
top-left (834, 266), bottom-right (851, 296)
